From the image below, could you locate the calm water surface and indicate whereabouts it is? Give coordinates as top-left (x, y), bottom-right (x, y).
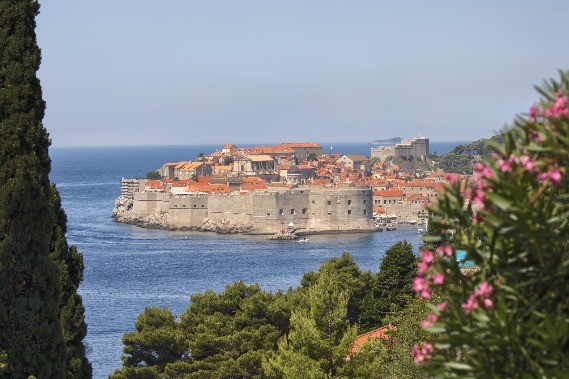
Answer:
top-left (50, 142), bottom-right (463, 378)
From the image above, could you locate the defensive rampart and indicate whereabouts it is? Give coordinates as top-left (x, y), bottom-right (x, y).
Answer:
top-left (114, 183), bottom-right (376, 234)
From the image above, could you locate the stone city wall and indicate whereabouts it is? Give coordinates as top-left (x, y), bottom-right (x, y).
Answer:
top-left (125, 186), bottom-right (375, 233)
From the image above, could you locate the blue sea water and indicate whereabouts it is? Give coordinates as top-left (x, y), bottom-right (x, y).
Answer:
top-left (49, 141), bottom-right (465, 378)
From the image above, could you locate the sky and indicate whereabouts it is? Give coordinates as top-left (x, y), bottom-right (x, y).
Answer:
top-left (36, 1), bottom-right (569, 147)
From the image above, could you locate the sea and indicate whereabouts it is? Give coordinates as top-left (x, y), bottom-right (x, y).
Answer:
top-left (49, 141), bottom-right (465, 378)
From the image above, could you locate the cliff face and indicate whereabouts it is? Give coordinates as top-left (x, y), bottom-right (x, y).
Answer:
top-left (113, 185), bottom-right (376, 235)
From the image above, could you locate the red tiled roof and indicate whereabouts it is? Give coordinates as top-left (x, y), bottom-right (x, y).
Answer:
top-left (374, 189), bottom-right (403, 197)
top-left (281, 142), bottom-right (322, 148)
top-left (347, 325), bottom-right (395, 359)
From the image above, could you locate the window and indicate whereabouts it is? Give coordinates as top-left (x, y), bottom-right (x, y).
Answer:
top-left (348, 210), bottom-right (352, 215)
top-left (302, 208), bottom-right (307, 214)
top-left (202, 204), bottom-right (205, 207)
top-left (327, 200), bottom-right (332, 205)
top-left (291, 209), bottom-right (295, 215)
top-left (348, 200), bottom-right (352, 205)
top-left (279, 209), bottom-right (284, 215)
top-left (267, 212), bottom-right (270, 216)
top-left (312, 200), bottom-right (315, 204)
top-left (364, 209), bottom-right (367, 215)
top-left (363, 200), bottom-right (367, 204)
top-left (327, 212), bottom-right (332, 215)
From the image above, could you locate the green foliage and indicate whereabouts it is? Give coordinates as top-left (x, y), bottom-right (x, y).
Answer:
top-left (437, 135), bottom-right (503, 174)
top-left (390, 156), bottom-right (430, 174)
top-left (145, 170), bottom-right (162, 180)
top-left (264, 266), bottom-right (357, 378)
top-left (421, 71), bottom-right (569, 377)
top-left (177, 282), bottom-right (285, 378)
top-left (110, 308), bottom-right (186, 378)
top-left (359, 241), bottom-right (417, 330)
top-left (0, 1), bottom-right (88, 376)
top-left (112, 252), bottom-right (426, 378)
top-left (376, 297), bottom-right (438, 378)
top-left (49, 186), bottom-right (92, 378)
top-left (300, 252), bottom-right (374, 327)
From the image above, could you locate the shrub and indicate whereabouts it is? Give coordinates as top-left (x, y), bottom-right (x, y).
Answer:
top-left (415, 71), bottom-right (569, 377)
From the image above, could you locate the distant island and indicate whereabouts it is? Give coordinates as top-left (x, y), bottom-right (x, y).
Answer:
top-left (368, 137), bottom-right (402, 145)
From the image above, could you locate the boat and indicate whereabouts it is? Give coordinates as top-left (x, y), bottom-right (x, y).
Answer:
top-left (297, 237), bottom-right (310, 242)
top-left (385, 224), bottom-right (396, 231)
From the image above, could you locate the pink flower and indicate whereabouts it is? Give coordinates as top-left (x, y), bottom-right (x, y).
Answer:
top-left (538, 168), bottom-right (562, 185)
top-left (519, 155), bottom-right (535, 172)
top-left (445, 173), bottom-right (459, 183)
top-left (497, 159), bottom-right (511, 173)
top-left (420, 250), bottom-right (434, 264)
top-left (475, 281), bottom-right (493, 298)
top-left (462, 282), bottom-right (494, 314)
top-left (413, 277), bottom-right (428, 292)
top-left (420, 289), bottom-right (431, 299)
top-left (421, 314), bottom-right (438, 328)
top-left (436, 301), bottom-right (448, 312)
top-left (432, 273), bottom-right (444, 285)
top-left (461, 294), bottom-right (477, 314)
top-left (548, 169), bottom-right (562, 186)
top-left (417, 261), bottom-right (429, 276)
top-left (436, 244), bottom-right (453, 257)
top-left (528, 105), bottom-right (540, 120)
top-left (411, 342), bottom-right (433, 364)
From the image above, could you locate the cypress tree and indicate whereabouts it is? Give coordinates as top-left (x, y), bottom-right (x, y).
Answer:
top-left (50, 187), bottom-right (92, 378)
top-left (0, 1), bottom-right (89, 377)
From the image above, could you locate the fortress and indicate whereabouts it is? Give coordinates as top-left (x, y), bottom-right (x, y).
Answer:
top-left (114, 179), bottom-right (376, 234)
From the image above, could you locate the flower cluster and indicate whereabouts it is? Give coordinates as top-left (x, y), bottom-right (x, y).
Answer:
top-left (414, 246), bottom-right (452, 302)
top-left (411, 342), bottom-right (433, 364)
top-left (461, 281), bottom-right (494, 314)
top-left (496, 153), bottom-right (562, 186)
top-left (529, 89), bottom-right (569, 120)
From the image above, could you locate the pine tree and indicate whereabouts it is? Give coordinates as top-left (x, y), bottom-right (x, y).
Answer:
top-left (0, 1), bottom-right (89, 377)
top-left (359, 241), bottom-right (417, 329)
top-left (264, 267), bottom-right (357, 378)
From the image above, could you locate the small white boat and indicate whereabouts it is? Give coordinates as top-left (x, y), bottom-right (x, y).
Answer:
top-left (297, 237), bottom-right (310, 242)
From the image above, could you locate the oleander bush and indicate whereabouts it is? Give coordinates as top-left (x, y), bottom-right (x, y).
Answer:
top-left (415, 71), bottom-right (569, 377)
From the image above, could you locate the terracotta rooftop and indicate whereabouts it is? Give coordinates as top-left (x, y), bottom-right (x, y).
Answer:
top-left (374, 189), bottom-right (404, 197)
top-left (347, 325), bottom-right (395, 359)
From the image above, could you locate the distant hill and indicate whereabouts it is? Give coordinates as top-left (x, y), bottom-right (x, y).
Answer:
top-left (437, 135), bottom-right (502, 174)
top-left (368, 137), bottom-right (402, 146)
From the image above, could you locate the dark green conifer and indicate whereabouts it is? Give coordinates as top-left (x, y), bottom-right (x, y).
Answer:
top-left (0, 1), bottom-right (89, 377)
top-left (49, 187), bottom-right (92, 378)
top-left (360, 241), bottom-right (417, 329)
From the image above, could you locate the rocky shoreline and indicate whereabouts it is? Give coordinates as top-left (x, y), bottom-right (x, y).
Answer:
top-left (113, 195), bottom-right (381, 236)
top-left (112, 195), bottom-right (253, 234)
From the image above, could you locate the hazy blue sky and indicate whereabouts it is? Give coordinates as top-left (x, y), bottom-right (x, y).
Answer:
top-left (37, 1), bottom-right (569, 147)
